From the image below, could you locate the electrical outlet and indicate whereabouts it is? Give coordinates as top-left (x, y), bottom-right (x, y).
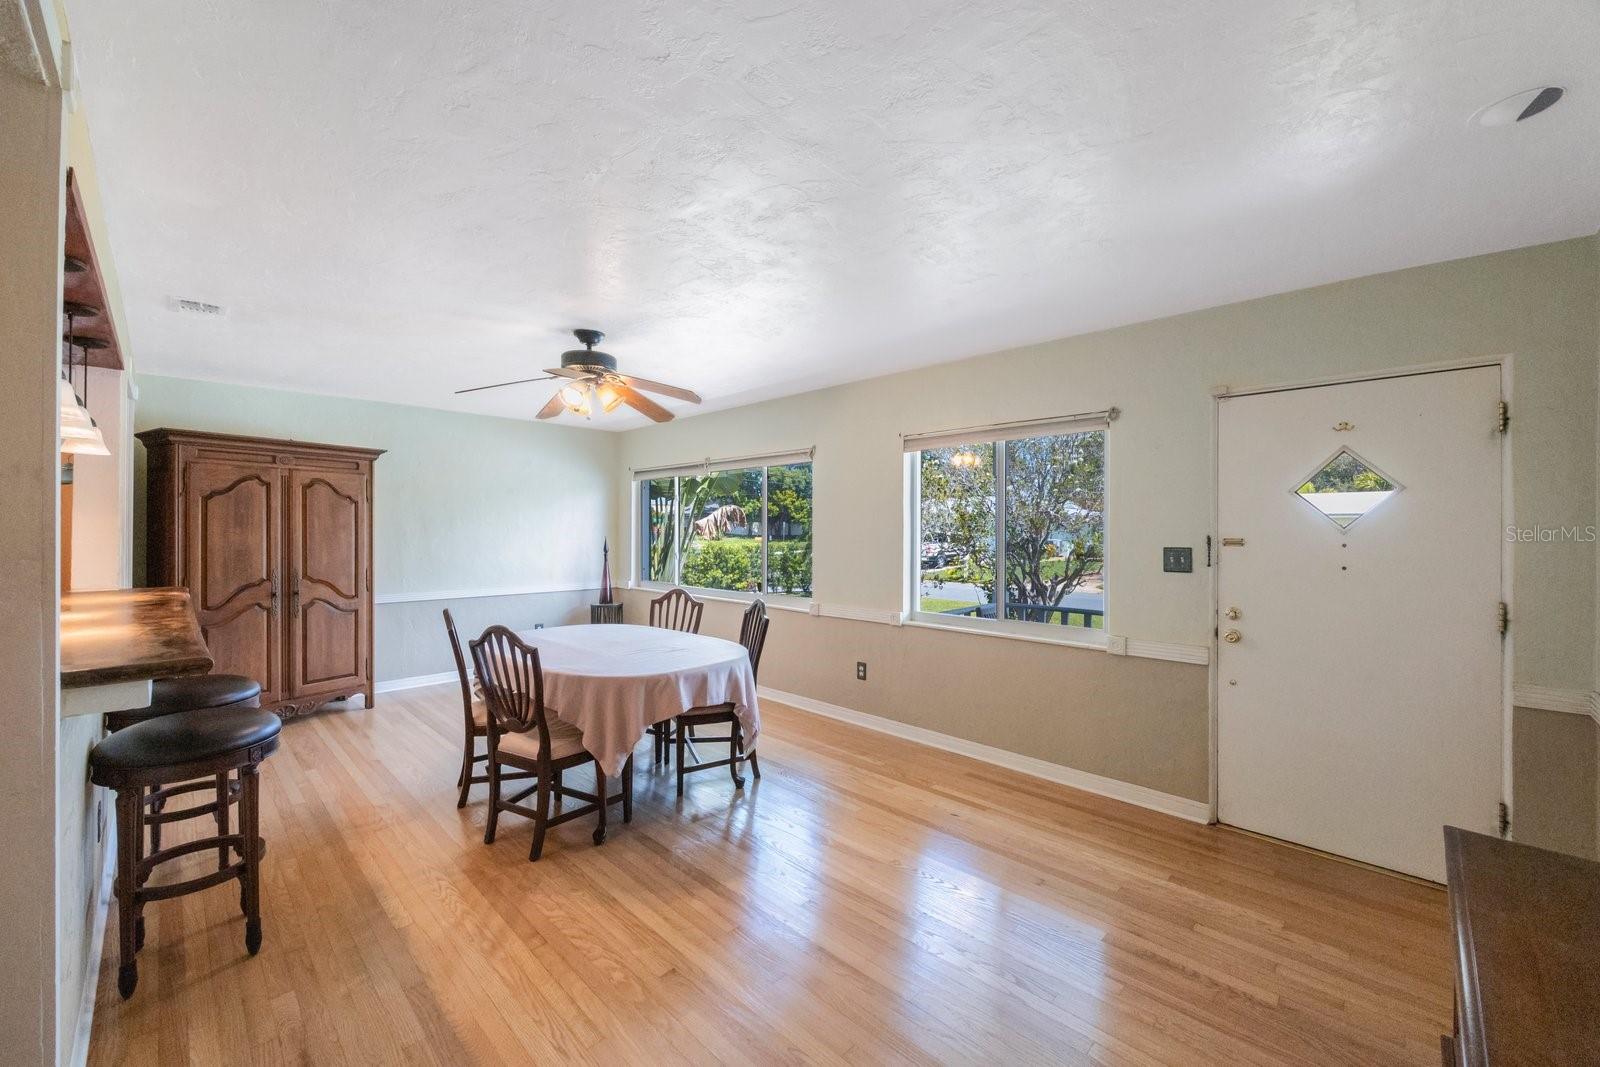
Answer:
top-left (855, 661), bottom-right (867, 681)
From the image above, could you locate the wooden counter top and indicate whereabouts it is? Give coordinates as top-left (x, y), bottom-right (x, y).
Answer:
top-left (1444, 826), bottom-right (1600, 1065)
top-left (61, 588), bottom-right (212, 689)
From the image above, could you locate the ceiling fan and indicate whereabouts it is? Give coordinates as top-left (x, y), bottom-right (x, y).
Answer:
top-left (455, 328), bottom-right (701, 423)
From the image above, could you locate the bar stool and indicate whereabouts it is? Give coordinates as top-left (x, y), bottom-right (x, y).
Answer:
top-left (105, 674), bottom-right (262, 852)
top-left (90, 707), bottom-right (281, 998)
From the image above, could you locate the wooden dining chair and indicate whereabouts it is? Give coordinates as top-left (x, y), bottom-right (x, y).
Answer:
top-left (674, 599), bottom-right (768, 797)
top-left (443, 609), bottom-right (491, 808)
top-left (648, 587), bottom-right (705, 762)
top-left (649, 586), bottom-right (704, 632)
top-left (470, 625), bottom-right (631, 860)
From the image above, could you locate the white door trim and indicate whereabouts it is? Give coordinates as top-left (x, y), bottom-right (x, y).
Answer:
top-left (1206, 354), bottom-right (1514, 835)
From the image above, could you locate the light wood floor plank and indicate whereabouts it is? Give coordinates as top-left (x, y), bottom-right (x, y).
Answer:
top-left (88, 687), bottom-right (1451, 1065)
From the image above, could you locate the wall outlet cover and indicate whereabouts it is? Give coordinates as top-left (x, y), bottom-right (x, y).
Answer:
top-left (1107, 635), bottom-right (1128, 655)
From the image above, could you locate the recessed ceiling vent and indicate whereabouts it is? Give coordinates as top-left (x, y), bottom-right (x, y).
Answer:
top-left (1476, 86), bottom-right (1564, 127)
top-left (171, 297), bottom-right (226, 317)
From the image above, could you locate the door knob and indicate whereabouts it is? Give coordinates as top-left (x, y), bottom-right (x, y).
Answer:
top-left (1223, 629), bottom-right (1242, 643)
top-left (1224, 607), bottom-right (1241, 620)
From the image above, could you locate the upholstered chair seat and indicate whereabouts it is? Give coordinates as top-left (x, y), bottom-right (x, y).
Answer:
top-left (494, 715), bottom-right (586, 762)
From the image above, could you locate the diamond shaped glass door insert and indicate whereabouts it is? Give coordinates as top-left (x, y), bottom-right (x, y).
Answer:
top-left (1294, 449), bottom-right (1401, 529)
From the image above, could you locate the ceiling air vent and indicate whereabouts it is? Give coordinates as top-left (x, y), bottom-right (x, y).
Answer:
top-left (171, 297), bottom-right (226, 317)
top-left (1476, 86), bottom-right (1565, 127)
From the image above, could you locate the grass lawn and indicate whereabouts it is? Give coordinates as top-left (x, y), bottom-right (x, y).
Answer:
top-left (919, 597), bottom-right (979, 614)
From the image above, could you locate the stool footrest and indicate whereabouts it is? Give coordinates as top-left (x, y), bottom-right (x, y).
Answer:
top-left (140, 833), bottom-right (248, 879)
top-left (137, 863), bottom-right (245, 903)
top-left (147, 778), bottom-right (238, 806)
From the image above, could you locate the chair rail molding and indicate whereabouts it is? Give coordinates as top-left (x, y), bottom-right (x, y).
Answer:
top-left (374, 583), bottom-right (596, 605)
top-left (1511, 685), bottom-right (1600, 724)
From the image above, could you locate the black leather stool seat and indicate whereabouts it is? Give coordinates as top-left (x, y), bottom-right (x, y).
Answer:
top-left (106, 673), bottom-right (262, 732)
top-left (149, 673), bottom-right (262, 714)
top-left (92, 708), bottom-right (282, 776)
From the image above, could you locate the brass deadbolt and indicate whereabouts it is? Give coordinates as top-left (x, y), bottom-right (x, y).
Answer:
top-left (1223, 629), bottom-right (1242, 644)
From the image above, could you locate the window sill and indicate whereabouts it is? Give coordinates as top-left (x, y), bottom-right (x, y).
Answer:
top-left (902, 612), bottom-right (1109, 652)
top-left (629, 581), bottom-right (814, 614)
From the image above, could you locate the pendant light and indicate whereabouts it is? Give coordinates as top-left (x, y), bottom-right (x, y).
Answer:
top-left (60, 307), bottom-right (109, 456)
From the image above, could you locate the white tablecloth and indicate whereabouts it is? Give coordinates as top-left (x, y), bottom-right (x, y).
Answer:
top-left (511, 624), bottom-right (759, 777)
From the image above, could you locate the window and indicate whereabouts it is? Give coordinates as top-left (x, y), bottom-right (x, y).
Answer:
top-left (911, 423), bottom-right (1106, 633)
top-left (638, 457), bottom-right (813, 598)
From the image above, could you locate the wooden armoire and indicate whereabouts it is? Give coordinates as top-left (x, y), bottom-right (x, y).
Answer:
top-left (139, 428), bottom-right (383, 716)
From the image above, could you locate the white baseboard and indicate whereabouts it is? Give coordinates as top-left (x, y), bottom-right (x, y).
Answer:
top-left (374, 671), bottom-right (459, 694)
top-left (69, 822), bottom-right (116, 1067)
top-left (1513, 685), bottom-right (1600, 723)
top-left (759, 685), bottom-right (1212, 824)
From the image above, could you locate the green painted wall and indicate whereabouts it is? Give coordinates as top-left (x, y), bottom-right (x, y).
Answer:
top-left (133, 375), bottom-right (619, 680)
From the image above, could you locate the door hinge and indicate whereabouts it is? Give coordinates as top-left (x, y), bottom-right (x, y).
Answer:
top-left (1496, 400), bottom-right (1509, 434)
top-left (1498, 801), bottom-right (1510, 837)
top-left (1498, 601), bottom-right (1509, 636)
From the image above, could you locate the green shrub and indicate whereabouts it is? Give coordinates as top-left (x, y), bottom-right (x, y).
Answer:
top-left (769, 538), bottom-right (813, 596)
top-left (681, 539), bottom-right (760, 592)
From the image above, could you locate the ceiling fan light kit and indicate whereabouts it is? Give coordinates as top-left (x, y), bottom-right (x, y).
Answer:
top-left (456, 328), bottom-right (701, 424)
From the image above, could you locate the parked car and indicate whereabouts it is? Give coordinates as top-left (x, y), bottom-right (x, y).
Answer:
top-left (921, 541), bottom-right (946, 567)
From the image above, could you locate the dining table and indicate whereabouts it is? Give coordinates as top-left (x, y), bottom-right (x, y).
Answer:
top-left (511, 623), bottom-right (761, 777)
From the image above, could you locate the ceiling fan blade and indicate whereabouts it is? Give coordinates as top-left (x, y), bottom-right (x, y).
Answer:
top-left (545, 366), bottom-right (589, 380)
top-left (535, 388), bottom-right (568, 420)
top-left (454, 375), bottom-right (556, 395)
top-left (615, 383), bottom-right (674, 423)
top-left (616, 374), bottom-right (701, 404)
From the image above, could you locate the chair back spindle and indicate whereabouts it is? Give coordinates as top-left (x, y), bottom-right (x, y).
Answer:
top-left (649, 587), bottom-right (704, 634)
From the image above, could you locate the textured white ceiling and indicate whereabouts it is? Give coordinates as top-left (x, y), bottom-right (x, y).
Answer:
top-left (67, 0), bottom-right (1600, 428)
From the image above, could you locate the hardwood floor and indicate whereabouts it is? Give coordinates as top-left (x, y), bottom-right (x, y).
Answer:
top-left (88, 686), bottom-right (1452, 1065)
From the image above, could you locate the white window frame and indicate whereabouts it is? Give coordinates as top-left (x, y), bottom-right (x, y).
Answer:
top-left (904, 412), bottom-right (1113, 648)
top-left (632, 449), bottom-right (814, 606)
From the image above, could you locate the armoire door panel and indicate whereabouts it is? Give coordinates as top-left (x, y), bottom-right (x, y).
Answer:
top-left (183, 461), bottom-right (282, 702)
top-left (196, 469), bottom-right (273, 611)
top-left (201, 603), bottom-right (277, 698)
top-left (288, 468), bottom-right (368, 697)
top-left (297, 599), bottom-right (361, 687)
top-left (297, 476), bottom-right (362, 599)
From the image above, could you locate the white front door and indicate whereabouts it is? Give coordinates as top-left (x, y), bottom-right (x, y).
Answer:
top-left (1216, 366), bottom-right (1505, 882)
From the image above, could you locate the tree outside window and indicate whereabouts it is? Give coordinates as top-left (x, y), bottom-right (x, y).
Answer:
top-left (917, 430), bottom-right (1104, 630)
top-left (641, 462), bottom-right (813, 597)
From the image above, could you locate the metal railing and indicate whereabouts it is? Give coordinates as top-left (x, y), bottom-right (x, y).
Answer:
top-left (939, 602), bottom-right (1104, 627)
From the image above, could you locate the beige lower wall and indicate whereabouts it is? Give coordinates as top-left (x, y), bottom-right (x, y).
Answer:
top-left (1512, 706), bottom-right (1599, 860)
top-left (624, 589), bottom-right (1210, 801)
top-left (657, 585), bottom-right (1599, 848)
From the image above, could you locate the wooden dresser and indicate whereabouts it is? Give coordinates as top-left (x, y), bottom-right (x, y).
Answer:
top-left (139, 428), bottom-right (384, 716)
top-left (1442, 826), bottom-right (1600, 1066)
